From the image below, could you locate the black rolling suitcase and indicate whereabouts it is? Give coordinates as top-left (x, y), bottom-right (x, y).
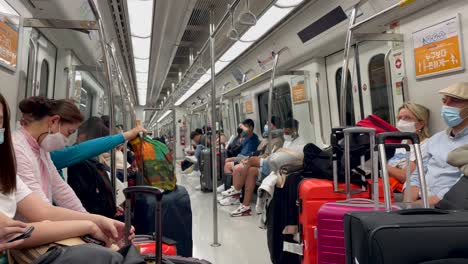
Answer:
top-left (344, 132), bottom-right (468, 264)
top-left (199, 148), bottom-right (225, 192)
top-left (124, 186), bottom-right (212, 264)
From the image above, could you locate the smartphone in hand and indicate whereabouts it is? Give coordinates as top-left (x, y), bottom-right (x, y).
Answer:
top-left (81, 235), bottom-right (106, 246)
top-left (8, 226), bottom-right (34, 243)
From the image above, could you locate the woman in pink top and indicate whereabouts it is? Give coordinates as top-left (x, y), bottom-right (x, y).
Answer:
top-left (13, 96), bottom-right (86, 213)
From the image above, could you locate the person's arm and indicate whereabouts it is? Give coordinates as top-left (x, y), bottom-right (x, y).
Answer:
top-left (17, 193), bottom-right (132, 247)
top-left (51, 134), bottom-right (125, 170)
top-left (48, 157), bottom-right (87, 213)
top-left (387, 161), bottom-right (417, 183)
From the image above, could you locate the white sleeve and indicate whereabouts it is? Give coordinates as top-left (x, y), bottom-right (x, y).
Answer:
top-left (15, 176), bottom-right (32, 203)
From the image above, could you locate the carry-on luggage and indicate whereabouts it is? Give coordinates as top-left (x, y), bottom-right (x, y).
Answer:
top-left (199, 148), bottom-right (225, 192)
top-left (316, 128), bottom-right (403, 264)
top-left (298, 128), bottom-right (391, 264)
top-left (342, 132), bottom-right (468, 264)
top-left (124, 186), bottom-right (212, 264)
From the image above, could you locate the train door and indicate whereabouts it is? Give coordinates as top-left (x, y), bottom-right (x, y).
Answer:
top-left (27, 30), bottom-right (57, 98)
top-left (357, 41), bottom-right (404, 125)
top-left (325, 49), bottom-right (360, 126)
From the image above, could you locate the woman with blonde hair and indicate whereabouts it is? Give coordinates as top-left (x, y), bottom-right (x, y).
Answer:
top-left (387, 102), bottom-right (431, 192)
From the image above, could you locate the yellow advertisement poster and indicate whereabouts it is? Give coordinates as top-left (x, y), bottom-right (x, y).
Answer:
top-left (413, 15), bottom-right (463, 79)
top-left (292, 83), bottom-right (307, 103)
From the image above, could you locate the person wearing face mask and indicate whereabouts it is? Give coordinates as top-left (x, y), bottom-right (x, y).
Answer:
top-left (405, 83), bottom-right (468, 206)
top-left (387, 103), bottom-right (431, 192)
top-left (13, 96), bottom-right (87, 213)
top-left (223, 119), bottom-right (260, 178)
top-left (0, 93), bottom-right (135, 256)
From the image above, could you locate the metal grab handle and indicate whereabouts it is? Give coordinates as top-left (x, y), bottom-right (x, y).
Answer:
top-left (376, 132), bottom-right (420, 144)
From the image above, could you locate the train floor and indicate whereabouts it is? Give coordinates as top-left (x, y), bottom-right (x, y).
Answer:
top-left (176, 166), bottom-right (271, 264)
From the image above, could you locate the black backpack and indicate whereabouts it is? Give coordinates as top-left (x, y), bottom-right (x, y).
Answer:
top-left (68, 159), bottom-right (117, 218)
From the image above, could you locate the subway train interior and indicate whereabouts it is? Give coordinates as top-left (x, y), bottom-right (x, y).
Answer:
top-left (1, 0), bottom-right (468, 263)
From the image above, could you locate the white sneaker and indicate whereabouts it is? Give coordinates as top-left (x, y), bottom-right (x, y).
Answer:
top-left (230, 204), bottom-right (252, 217)
top-left (188, 170), bottom-right (201, 178)
top-left (195, 185), bottom-right (201, 190)
top-left (219, 195), bottom-right (240, 206)
top-left (221, 186), bottom-right (241, 197)
top-left (216, 185), bottom-right (225, 193)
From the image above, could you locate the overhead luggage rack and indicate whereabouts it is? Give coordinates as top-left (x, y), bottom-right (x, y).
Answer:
top-left (339, 0), bottom-right (439, 126)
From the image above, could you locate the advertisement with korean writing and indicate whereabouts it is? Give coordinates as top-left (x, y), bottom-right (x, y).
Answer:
top-left (413, 15), bottom-right (464, 79)
top-left (0, 14), bottom-right (19, 71)
top-left (244, 95), bottom-right (253, 113)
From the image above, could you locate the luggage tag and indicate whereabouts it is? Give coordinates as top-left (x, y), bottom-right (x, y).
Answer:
top-left (283, 241), bottom-right (303, 256)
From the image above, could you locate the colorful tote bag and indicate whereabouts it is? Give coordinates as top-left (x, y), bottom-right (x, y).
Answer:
top-left (130, 136), bottom-right (176, 191)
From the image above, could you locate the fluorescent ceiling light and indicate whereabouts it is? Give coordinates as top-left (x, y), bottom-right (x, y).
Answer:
top-left (157, 110), bottom-right (172, 123)
top-left (128, 0), bottom-right (154, 106)
top-left (174, 0), bottom-right (301, 107)
top-left (240, 6), bottom-right (293, 42)
top-left (134, 58), bottom-right (149, 73)
top-left (0, 0), bottom-right (18, 15)
top-left (127, 0), bottom-right (153, 37)
top-left (131, 37), bottom-right (151, 59)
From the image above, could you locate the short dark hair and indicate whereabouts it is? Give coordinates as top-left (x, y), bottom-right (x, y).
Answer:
top-left (190, 131), bottom-right (201, 140)
top-left (195, 128), bottom-right (203, 134)
top-left (284, 118), bottom-right (299, 129)
top-left (241, 119), bottom-right (255, 129)
top-left (271, 116), bottom-right (280, 128)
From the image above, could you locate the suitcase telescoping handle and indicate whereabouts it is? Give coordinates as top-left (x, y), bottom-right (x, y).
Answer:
top-left (376, 132), bottom-right (429, 211)
top-left (124, 186), bottom-right (164, 264)
top-left (343, 127), bottom-right (376, 201)
top-left (331, 128), bottom-right (344, 192)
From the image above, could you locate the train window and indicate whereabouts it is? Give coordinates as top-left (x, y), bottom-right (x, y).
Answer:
top-left (368, 54), bottom-right (390, 123)
top-left (234, 103), bottom-right (240, 126)
top-left (257, 82), bottom-right (292, 132)
top-left (335, 68), bottom-right (355, 125)
top-left (39, 60), bottom-right (49, 97)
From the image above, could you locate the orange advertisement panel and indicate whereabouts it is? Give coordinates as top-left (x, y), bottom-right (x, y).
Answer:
top-left (292, 83), bottom-right (307, 103)
top-left (0, 14), bottom-right (19, 70)
top-left (245, 100), bottom-right (253, 113)
top-left (413, 15), bottom-right (464, 78)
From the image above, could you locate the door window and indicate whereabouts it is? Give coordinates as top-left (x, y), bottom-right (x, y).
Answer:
top-left (39, 60), bottom-right (49, 97)
top-left (368, 54), bottom-right (390, 122)
top-left (335, 68), bottom-right (355, 125)
top-left (257, 82), bottom-right (292, 132)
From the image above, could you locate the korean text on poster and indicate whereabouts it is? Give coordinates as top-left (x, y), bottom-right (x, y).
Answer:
top-left (412, 15), bottom-right (464, 79)
top-left (244, 95), bottom-right (254, 113)
top-left (0, 14), bottom-right (19, 71)
top-left (292, 82), bottom-right (307, 103)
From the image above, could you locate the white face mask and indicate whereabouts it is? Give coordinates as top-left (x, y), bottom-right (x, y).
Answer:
top-left (40, 123), bottom-right (68, 152)
top-left (284, 135), bottom-right (293, 142)
top-left (396, 119), bottom-right (417, 133)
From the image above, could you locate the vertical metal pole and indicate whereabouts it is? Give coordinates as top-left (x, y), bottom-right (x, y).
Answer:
top-left (96, 15), bottom-right (117, 197)
top-left (267, 48), bottom-right (287, 154)
top-left (384, 49), bottom-right (396, 125)
top-left (210, 9), bottom-right (220, 247)
top-left (339, 6), bottom-right (357, 126)
top-left (173, 101), bottom-right (177, 169)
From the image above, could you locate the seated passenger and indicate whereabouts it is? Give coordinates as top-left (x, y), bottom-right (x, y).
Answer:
top-left (185, 130), bottom-right (206, 178)
top-left (67, 117), bottom-right (119, 218)
top-left (223, 119), bottom-right (260, 175)
top-left (14, 96), bottom-right (86, 213)
top-left (387, 103), bottom-right (430, 192)
top-left (226, 127), bottom-right (243, 158)
top-left (220, 117), bottom-right (285, 214)
top-left (406, 83), bottom-right (468, 206)
top-left (0, 93), bottom-right (133, 252)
